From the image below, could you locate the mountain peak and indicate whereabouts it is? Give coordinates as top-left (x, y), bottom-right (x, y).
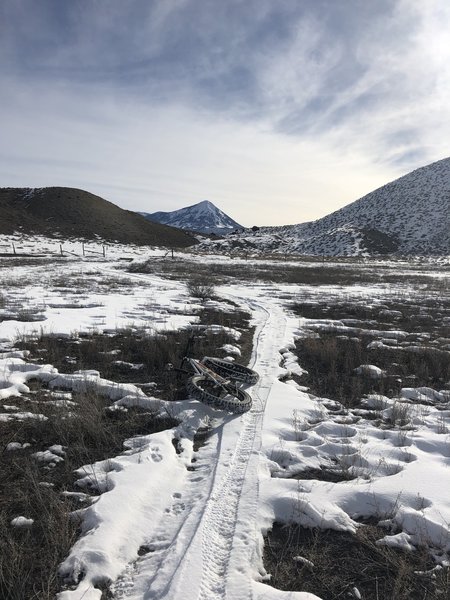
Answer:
top-left (141, 200), bottom-right (243, 235)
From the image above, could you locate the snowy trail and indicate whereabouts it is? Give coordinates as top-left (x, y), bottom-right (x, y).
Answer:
top-left (111, 291), bottom-right (288, 600)
top-left (161, 295), bottom-right (287, 600)
top-left (196, 301), bottom-right (277, 600)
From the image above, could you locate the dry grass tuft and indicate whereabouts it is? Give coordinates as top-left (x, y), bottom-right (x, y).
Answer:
top-left (264, 523), bottom-right (449, 600)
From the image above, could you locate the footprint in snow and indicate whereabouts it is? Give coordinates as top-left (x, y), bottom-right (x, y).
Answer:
top-left (165, 502), bottom-right (186, 515)
top-left (150, 447), bottom-right (163, 462)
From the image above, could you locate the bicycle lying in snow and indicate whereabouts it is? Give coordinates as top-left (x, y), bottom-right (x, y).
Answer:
top-left (168, 356), bottom-right (259, 414)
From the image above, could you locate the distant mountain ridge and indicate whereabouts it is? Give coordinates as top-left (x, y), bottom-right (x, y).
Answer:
top-left (198, 157), bottom-right (450, 256)
top-left (0, 187), bottom-right (197, 247)
top-left (141, 200), bottom-right (243, 235)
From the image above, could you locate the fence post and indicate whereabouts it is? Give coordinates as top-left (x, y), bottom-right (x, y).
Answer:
top-left (102, 245), bottom-right (106, 257)
top-left (82, 242), bottom-right (85, 256)
top-left (12, 242), bottom-right (16, 255)
top-left (60, 244), bottom-right (63, 255)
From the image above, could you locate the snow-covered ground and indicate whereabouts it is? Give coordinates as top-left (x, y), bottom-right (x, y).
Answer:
top-left (1, 237), bottom-right (449, 599)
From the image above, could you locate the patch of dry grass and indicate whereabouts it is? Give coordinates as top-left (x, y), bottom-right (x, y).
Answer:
top-left (0, 390), bottom-right (176, 599)
top-left (293, 291), bottom-right (450, 408)
top-left (264, 523), bottom-right (449, 600)
top-left (19, 305), bottom-right (254, 400)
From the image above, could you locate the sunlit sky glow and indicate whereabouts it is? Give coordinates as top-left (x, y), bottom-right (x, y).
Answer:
top-left (1, 0), bottom-right (449, 226)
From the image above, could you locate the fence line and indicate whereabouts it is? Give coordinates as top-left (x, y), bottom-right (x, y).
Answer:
top-left (0, 242), bottom-right (107, 258)
top-left (0, 241), bottom-right (176, 259)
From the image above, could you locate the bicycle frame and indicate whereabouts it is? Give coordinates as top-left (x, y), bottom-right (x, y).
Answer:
top-left (185, 357), bottom-right (233, 389)
top-left (178, 356), bottom-right (256, 414)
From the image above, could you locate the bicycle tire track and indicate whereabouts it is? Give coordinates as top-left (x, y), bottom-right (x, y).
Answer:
top-left (197, 298), bottom-right (287, 600)
top-left (109, 284), bottom-right (287, 600)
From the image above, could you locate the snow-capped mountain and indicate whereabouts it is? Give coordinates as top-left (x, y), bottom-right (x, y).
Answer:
top-left (199, 157), bottom-right (450, 256)
top-left (141, 200), bottom-right (243, 235)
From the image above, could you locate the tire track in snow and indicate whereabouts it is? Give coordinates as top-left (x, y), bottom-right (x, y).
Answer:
top-left (108, 276), bottom-right (286, 600)
top-left (197, 299), bottom-right (286, 600)
top-left (111, 445), bottom-right (220, 600)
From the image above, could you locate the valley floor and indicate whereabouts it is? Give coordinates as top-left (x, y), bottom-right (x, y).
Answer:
top-left (1, 238), bottom-right (449, 599)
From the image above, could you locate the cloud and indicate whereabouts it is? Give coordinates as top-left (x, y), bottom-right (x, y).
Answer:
top-left (314, 0), bottom-right (450, 166)
top-left (1, 0), bottom-right (449, 224)
top-left (0, 78), bottom-right (398, 226)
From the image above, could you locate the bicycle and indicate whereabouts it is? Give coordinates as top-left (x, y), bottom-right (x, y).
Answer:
top-left (169, 356), bottom-right (259, 414)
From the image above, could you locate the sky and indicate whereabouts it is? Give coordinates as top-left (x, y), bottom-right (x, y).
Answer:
top-left (1, 0), bottom-right (450, 227)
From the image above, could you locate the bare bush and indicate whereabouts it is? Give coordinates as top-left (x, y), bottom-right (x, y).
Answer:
top-left (187, 277), bottom-right (215, 300)
top-left (384, 401), bottom-right (413, 428)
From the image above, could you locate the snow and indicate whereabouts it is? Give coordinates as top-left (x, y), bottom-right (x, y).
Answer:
top-left (11, 516), bottom-right (34, 528)
top-left (112, 360), bottom-right (144, 370)
top-left (1, 238), bottom-right (450, 599)
top-left (220, 344), bottom-right (241, 356)
top-left (354, 364), bottom-right (386, 378)
top-left (0, 411), bottom-right (48, 422)
top-left (376, 532), bottom-right (416, 552)
top-left (292, 556), bottom-right (315, 568)
top-left (401, 387), bottom-right (450, 403)
top-left (6, 441), bottom-right (31, 451)
top-left (58, 427), bottom-right (188, 586)
top-left (33, 448), bottom-right (65, 466)
top-left (0, 259), bottom-right (197, 344)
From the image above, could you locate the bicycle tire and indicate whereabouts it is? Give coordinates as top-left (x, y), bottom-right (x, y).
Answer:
top-left (202, 357), bottom-right (259, 386)
top-left (187, 375), bottom-right (252, 414)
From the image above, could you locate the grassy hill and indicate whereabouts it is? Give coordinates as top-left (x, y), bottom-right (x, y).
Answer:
top-left (0, 187), bottom-right (197, 247)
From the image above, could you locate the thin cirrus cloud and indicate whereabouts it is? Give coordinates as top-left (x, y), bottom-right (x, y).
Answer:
top-left (1, 0), bottom-right (449, 226)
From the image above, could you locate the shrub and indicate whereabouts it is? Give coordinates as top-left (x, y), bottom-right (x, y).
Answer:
top-left (187, 277), bottom-right (215, 300)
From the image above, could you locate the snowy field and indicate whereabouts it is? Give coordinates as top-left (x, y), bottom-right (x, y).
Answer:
top-left (1, 236), bottom-right (449, 600)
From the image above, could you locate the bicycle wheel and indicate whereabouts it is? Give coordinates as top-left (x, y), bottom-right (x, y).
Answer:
top-left (202, 357), bottom-right (259, 386)
top-left (187, 375), bottom-right (252, 414)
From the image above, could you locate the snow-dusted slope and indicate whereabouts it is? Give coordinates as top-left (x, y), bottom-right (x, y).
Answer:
top-left (199, 157), bottom-right (450, 256)
top-left (141, 200), bottom-right (243, 235)
top-left (288, 156), bottom-right (450, 255)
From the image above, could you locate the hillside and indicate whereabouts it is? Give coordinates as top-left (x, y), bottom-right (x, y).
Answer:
top-left (0, 187), bottom-right (197, 247)
top-left (286, 156), bottom-right (450, 255)
top-left (199, 157), bottom-right (450, 256)
top-left (141, 200), bottom-right (242, 235)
